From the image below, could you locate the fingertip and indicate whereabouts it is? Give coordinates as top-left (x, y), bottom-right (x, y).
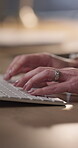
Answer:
top-left (4, 72), bottom-right (12, 80)
top-left (28, 89), bottom-right (35, 94)
top-left (23, 82), bottom-right (32, 91)
top-left (4, 69), bottom-right (15, 80)
top-left (30, 89), bottom-right (40, 96)
top-left (13, 80), bottom-right (19, 86)
top-left (30, 91), bottom-right (36, 95)
top-left (23, 83), bottom-right (27, 90)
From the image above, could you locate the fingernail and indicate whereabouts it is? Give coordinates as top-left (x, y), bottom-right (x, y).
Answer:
top-left (30, 91), bottom-right (35, 95)
top-left (28, 88), bottom-right (35, 93)
top-left (28, 89), bottom-right (35, 94)
top-left (13, 80), bottom-right (19, 86)
top-left (23, 83), bottom-right (27, 89)
top-left (23, 82), bottom-right (29, 90)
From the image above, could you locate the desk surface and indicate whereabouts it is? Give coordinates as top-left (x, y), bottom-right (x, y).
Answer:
top-left (0, 101), bottom-right (78, 148)
top-left (0, 48), bottom-right (78, 148)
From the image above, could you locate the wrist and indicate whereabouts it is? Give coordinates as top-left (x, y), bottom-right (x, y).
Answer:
top-left (68, 59), bottom-right (78, 68)
top-left (49, 54), bottom-right (70, 68)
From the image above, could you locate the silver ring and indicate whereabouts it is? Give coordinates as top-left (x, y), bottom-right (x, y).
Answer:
top-left (54, 70), bottom-right (60, 81)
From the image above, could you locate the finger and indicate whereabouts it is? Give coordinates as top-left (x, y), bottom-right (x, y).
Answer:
top-left (14, 67), bottom-right (32, 76)
top-left (14, 68), bottom-right (43, 87)
top-left (47, 81), bottom-right (58, 86)
top-left (14, 67), bottom-right (49, 87)
top-left (24, 81), bottom-right (57, 90)
top-left (31, 82), bottom-right (48, 88)
top-left (29, 82), bottom-right (69, 96)
top-left (24, 69), bottom-right (55, 91)
top-left (6, 56), bottom-right (20, 72)
top-left (20, 67), bottom-right (32, 73)
top-left (67, 77), bottom-right (78, 94)
top-left (10, 55), bottom-right (33, 75)
top-left (4, 56), bottom-right (27, 80)
top-left (4, 56), bottom-right (20, 80)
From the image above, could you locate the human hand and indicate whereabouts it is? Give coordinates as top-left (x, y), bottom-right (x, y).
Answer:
top-left (4, 52), bottom-right (76, 81)
top-left (4, 53), bottom-right (51, 80)
top-left (13, 67), bottom-right (78, 95)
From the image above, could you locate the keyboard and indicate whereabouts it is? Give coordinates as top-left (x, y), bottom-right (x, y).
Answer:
top-left (0, 75), bottom-right (66, 105)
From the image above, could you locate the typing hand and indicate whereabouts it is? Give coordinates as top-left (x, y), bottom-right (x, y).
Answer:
top-left (4, 52), bottom-right (75, 81)
top-left (4, 53), bottom-right (51, 80)
top-left (13, 67), bottom-right (78, 95)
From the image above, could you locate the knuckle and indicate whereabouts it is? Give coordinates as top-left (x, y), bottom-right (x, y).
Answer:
top-left (44, 69), bottom-right (51, 80)
top-left (36, 67), bottom-right (43, 72)
top-left (44, 69), bottom-right (50, 75)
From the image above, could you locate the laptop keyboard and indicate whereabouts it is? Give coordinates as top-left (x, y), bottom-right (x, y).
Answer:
top-left (0, 75), bottom-right (66, 105)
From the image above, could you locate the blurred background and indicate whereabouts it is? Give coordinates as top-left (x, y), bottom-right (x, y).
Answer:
top-left (0, 2), bottom-right (78, 148)
top-left (1, 0), bottom-right (78, 57)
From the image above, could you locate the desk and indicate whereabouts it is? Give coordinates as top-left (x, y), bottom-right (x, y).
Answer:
top-left (0, 101), bottom-right (78, 148)
top-left (0, 49), bottom-right (78, 148)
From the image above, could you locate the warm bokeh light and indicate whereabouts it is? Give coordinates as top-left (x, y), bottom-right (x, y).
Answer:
top-left (19, 6), bottom-right (38, 28)
top-left (63, 104), bottom-right (73, 110)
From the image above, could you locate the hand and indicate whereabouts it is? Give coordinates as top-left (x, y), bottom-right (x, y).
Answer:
top-left (14, 67), bottom-right (78, 95)
top-left (4, 53), bottom-right (52, 80)
top-left (4, 52), bottom-right (76, 80)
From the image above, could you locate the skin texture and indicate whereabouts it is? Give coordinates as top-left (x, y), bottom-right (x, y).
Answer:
top-left (4, 53), bottom-right (75, 80)
top-left (13, 67), bottom-right (78, 95)
top-left (4, 53), bottom-right (78, 95)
